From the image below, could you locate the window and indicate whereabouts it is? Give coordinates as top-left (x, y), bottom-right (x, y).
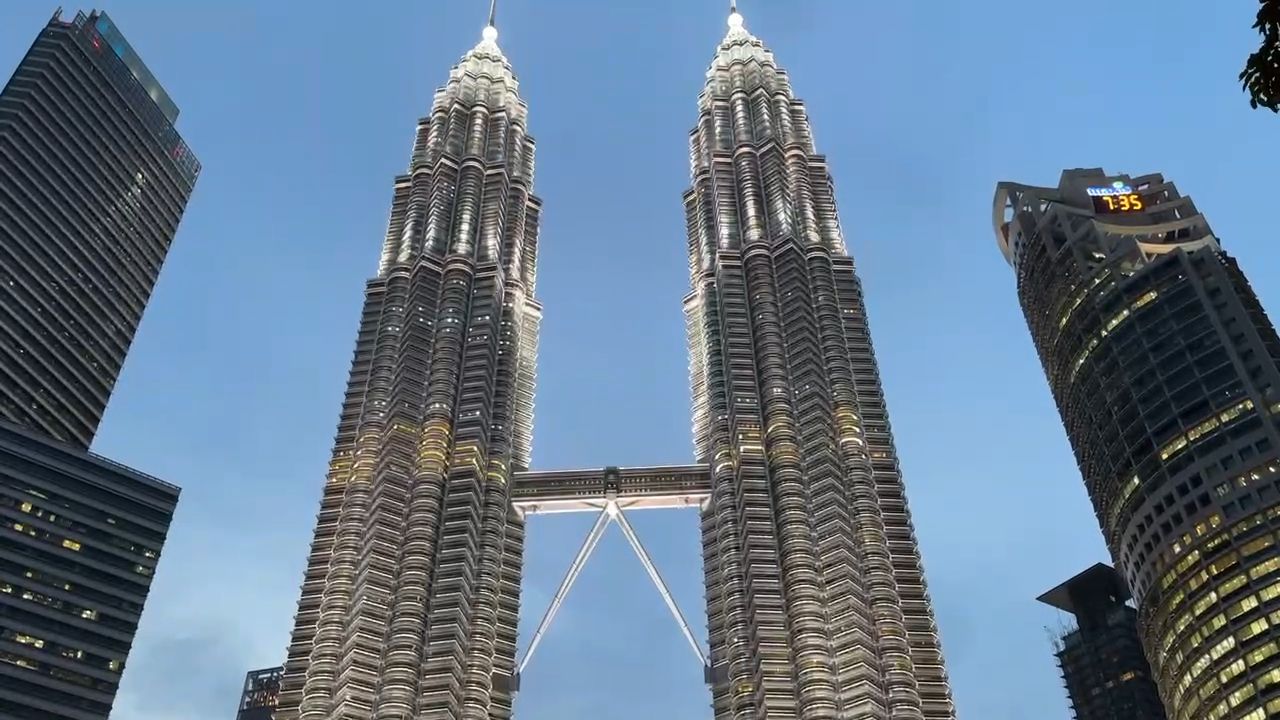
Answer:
top-left (1243, 535), bottom-right (1275, 557)
top-left (12, 633), bottom-right (43, 649)
top-left (1239, 617), bottom-right (1270, 642)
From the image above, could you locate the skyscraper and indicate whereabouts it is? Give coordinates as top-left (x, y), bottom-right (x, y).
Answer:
top-left (0, 8), bottom-right (200, 448)
top-left (683, 8), bottom-right (951, 719)
top-left (0, 9), bottom-right (192, 719)
top-left (1038, 564), bottom-right (1167, 720)
top-left (996, 169), bottom-right (1280, 718)
top-left (279, 6), bottom-right (952, 719)
top-left (278, 10), bottom-right (540, 719)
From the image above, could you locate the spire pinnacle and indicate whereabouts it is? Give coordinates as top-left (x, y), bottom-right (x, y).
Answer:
top-left (727, 1), bottom-right (746, 33)
top-left (482, 0), bottom-right (499, 43)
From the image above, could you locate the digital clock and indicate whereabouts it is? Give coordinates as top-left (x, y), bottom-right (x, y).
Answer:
top-left (1086, 181), bottom-right (1145, 215)
top-left (1091, 193), bottom-right (1144, 214)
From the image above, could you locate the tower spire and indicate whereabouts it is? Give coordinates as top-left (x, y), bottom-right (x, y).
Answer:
top-left (727, 0), bottom-right (747, 35)
top-left (482, 0), bottom-right (499, 44)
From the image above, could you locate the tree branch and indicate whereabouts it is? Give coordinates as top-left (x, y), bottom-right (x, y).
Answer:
top-left (1241, 0), bottom-right (1280, 112)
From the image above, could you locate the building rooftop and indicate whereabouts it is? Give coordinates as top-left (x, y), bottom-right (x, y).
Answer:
top-left (0, 417), bottom-right (181, 497)
top-left (1037, 563), bottom-right (1131, 616)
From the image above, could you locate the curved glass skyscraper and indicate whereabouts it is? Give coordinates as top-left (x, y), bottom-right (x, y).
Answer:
top-left (996, 169), bottom-right (1280, 719)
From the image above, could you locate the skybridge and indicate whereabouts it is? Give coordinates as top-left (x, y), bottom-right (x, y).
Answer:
top-left (508, 464), bottom-right (715, 687)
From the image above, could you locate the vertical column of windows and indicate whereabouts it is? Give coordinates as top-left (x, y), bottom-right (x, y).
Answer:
top-left (696, 275), bottom-right (757, 720)
top-left (805, 249), bottom-right (887, 718)
top-left (701, 503), bottom-right (733, 720)
top-left (280, 284), bottom-right (385, 716)
top-left (830, 261), bottom-right (924, 720)
top-left (457, 268), bottom-right (515, 719)
top-left (294, 283), bottom-right (390, 720)
top-left (334, 270), bottom-right (419, 716)
top-left (718, 256), bottom-right (797, 718)
top-left (399, 261), bottom-right (474, 719)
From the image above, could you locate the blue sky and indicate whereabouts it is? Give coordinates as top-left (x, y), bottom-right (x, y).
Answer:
top-left (2, 1), bottom-right (1277, 718)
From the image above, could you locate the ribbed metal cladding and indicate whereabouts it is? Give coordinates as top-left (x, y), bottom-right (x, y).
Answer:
top-left (0, 10), bottom-right (199, 449)
top-left (995, 169), bottom-right (1280, 720)
top-left (277, 28), bottom-right (539, 720)
top-left (684, 17), bottom-right (954, 720)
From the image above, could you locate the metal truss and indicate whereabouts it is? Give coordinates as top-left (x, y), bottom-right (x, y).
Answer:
top-left (517, 499), bottom-right (708, 678)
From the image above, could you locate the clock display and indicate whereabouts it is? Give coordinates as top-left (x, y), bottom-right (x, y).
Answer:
top-left (1087, 181), bottom-right (1145, 215)
top-left (1092, 192), bottom-right (1144, 214)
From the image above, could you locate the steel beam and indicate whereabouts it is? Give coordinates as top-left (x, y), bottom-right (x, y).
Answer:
top-left (516, 508), bottom-right (611, 675)
top-left (613, 506), bottom-right (709, 668)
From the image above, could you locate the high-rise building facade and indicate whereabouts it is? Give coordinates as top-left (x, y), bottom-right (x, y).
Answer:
top-left (0, 8), bottom-right (200, 448)
top-left (0, 9), bottom-right (193, 719)
top-left (996, 169), bottom-right (1280, 719)
top-left (278, 15), bottom-right (541, 720)
top-left (1038, 564), bottom-right (1167, 720)
top-left (683, 10), bottom-right (951, 719)
top-left (0, 418), bottom-right (179, 720)
top-left (279, 8), bottom-right (952, 720)
top-left (235, 666), bottom-right (284, 720)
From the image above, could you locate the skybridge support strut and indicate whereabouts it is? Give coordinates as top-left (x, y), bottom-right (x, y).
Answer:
top-left (514, 500), bottom-right (710, 684)
top-left (516, 507), bottom-right (611, 676)
top-left (612, 505), bottom-right (709, 668)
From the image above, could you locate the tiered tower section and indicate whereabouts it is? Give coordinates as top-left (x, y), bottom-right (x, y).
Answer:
top-left (683, 10), bottom-right (954, 720)
top-left (277, 22), bottom-right (539, 720)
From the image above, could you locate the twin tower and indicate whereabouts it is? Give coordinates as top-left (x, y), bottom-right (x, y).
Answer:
top-left (275, 8), bottom-right (955, 720)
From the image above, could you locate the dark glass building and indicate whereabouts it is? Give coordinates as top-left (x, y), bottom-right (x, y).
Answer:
top-left (235, 666), bottom-right (283, 720)
top-left (996, 169), bottom-right (1280, 719)
top-left (0, 9), bottom-right (193, 719)
top-left (0, 8), bottom-right (200, 448)
top-left (1039, 564), bottom-right (1167, 719)
top-left (0, 419), bottom-right (178, 719)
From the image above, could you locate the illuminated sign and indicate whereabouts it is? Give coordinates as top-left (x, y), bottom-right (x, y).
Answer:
top-left (1087, 181), bottom-right (1144, 214)
top-left (1086, 181), bottom-right (1134, 197)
